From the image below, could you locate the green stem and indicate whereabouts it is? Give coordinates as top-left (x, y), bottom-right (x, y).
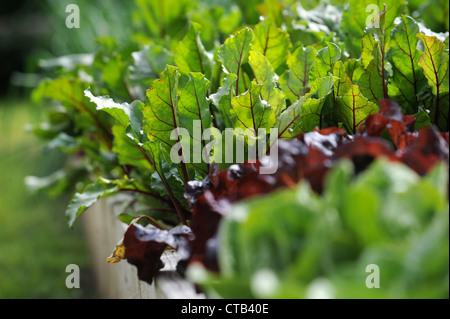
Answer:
top-left (137, 145), bottom-right (189, 225)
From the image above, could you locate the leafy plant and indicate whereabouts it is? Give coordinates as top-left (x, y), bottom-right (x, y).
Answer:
top-left (193, 159), bottom-right (449, 298)
top-left (29, 0), bottom-right (449, 298)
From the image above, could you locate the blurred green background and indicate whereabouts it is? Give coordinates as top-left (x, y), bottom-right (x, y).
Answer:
top-left (0, 0), bottom-right (133, 299)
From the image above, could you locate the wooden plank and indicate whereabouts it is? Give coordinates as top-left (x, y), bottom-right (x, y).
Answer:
top-left (154, 249), bottom-right (206, 299)
top-left (82, 196), bottom-right (203, 299)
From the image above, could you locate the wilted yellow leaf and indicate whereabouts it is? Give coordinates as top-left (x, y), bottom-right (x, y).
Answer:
top-left (107, 244), bottom-right (126, 263)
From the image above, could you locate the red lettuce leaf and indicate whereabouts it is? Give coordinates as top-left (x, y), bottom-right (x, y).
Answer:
top-left (399, 126), bottom-right (449, 176)
top-left (358, 99), bottom-right (417, 149)
top-left (124, 224), bottom-right (192, 284)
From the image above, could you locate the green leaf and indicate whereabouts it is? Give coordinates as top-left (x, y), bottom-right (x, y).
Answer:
top-left (66, 178), bottom-right (120, 228)
top-left (220, 182), bottom-right (324, 279)
top-left (188, 4), bottom-right (225, 49)
top-left (310, 75), bottom-right (334, 99)
top-left (334, 85), bottom-right (379, 134)
top-left (25, 167), bottom-right (87, 199)
top-left (341, 0), bottom-right (406, 57)
top-left (294, 95), bottom-right (326, 133)
top-left (344, 59), bottom-right (365, 83)
top-left (174, 22), bottom-right (213, 78)
top-left (178, 72), bottom-right (211, 135)
top-left (342, 185), bottom-right (382, 246)
top-left (323, 159), bottom-right (354, 209)
top-left (361, 33), bottom-right (377, 68)
top-left (112, 125), bottom-right (152, 170)
top-left (45, 132), bottom-right (78, 152)
top-left (230, 81), bottom-right (276, 137)
top-left (127, 100), bottom-right (146, 142)
top-left (32, 77), bottom-right (82, 107)
top-left (358, 42), bottom-right (387, 103)
top-left (128, 44), bottom-right (174, 100)
top-left (142, 141), bottom-right (188, 216)
top-left (92, 37), bottom-right (130, 100)
top-left (412, 106), bottom-right (432, 130)
top-left (210, 73), bottom-right (238, 128)
top-left (248, 50), bottom-right (286, 116)
top-left (333, 61), bottom-right (352, 99)
top-left (216, 181), bottom-right (332, 297)
top-left (218, 27), bottom-right (253, 95)
top-left (32, 77), bottom-right (112, 144)
top-left (143, 65), bottom-right (180, 148)
top-left (218, 5), bottom-right (242, 36)
top-left (251, 18), bottom-right (291, 71)
top-left (358, 6), bottom-right (388, 103)
top-left (178, 72), bottom-right (211, 173)
top-left (202, 127), bottom-right (233, 170)
top-left (33, 78), bottom-right (99, 127)
top-left (310, 42), bottom-right (341, 82)
top-left (129, 44), bottom-right (174, 80)
top-left (143, 65), bottom-right (194, 182)
top-left (275, 93), bottom-right (325, 139)
top-left (85, 89), bottom-right (146, 141)
top-left (142, 67), bottom-right (212, 181)
top-left (279, 45), bottom-right (317, 103)
top-left (387, 15), bottom-right (427, 114)
top-left (275, 98), bottom-right (304, 139)
top-left (417, 33), bottom-right (449, 131)
top-left (207, 126), bottom-right (262, 169)
top-left (134, 0), bottom-right (191, 39)
top-left (84, 89), bottom-right (132, 128)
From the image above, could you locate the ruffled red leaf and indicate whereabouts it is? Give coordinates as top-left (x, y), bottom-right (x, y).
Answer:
top-left (124, 224), bottom-right (192, 284)
top-left (359, 99), bottom-right (417, 149)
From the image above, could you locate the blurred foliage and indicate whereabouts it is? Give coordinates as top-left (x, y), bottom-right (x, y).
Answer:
top-left (195, 160), bottom-right (449, 298)
top-left (0, 0), bottom-right (133, 96)
top-left (0, 100), bottom-right (96, 298)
